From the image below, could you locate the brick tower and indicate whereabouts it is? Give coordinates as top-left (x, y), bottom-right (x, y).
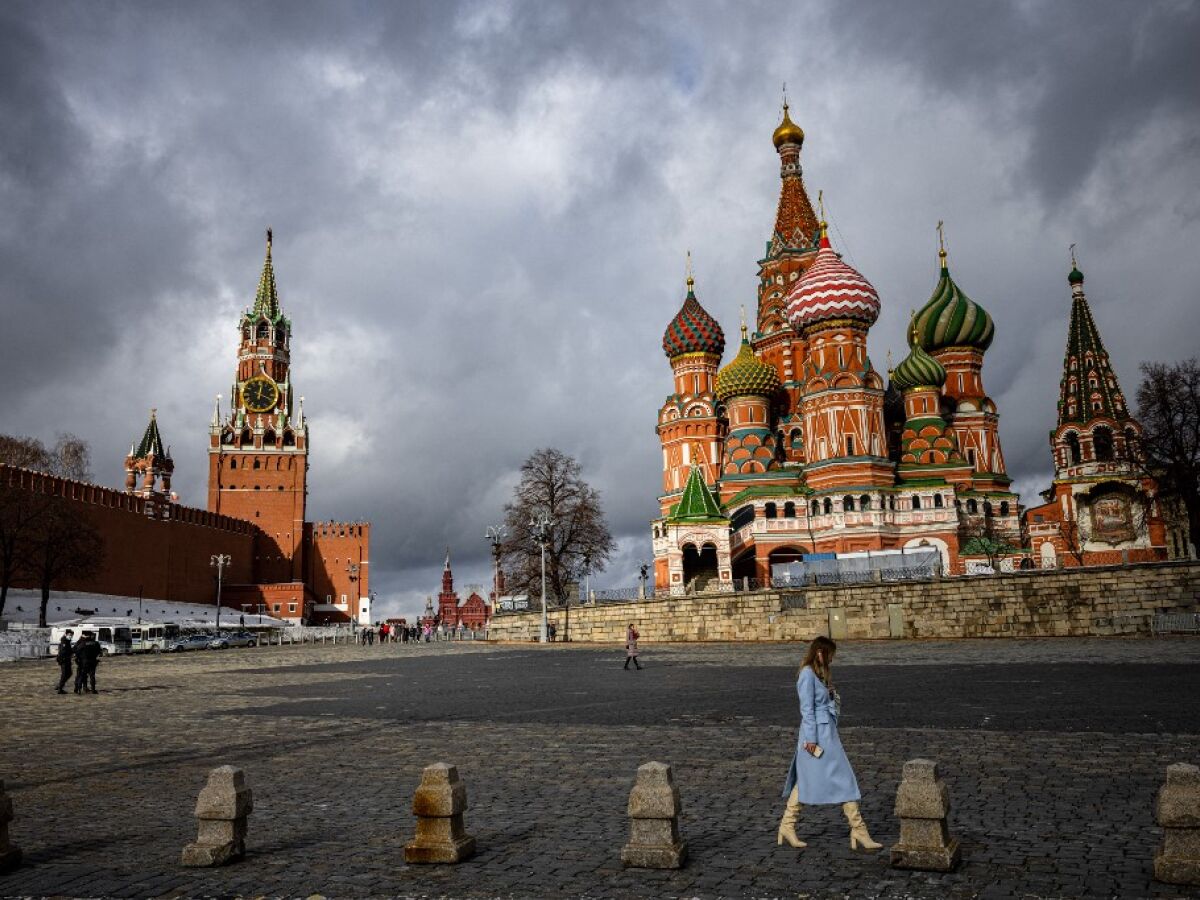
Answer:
top-left (437, 549), bottom-right (460, 625)
top-left (124, 409), bottom-right (174, 518)
top-left (207, 229), bottom-right (309, 585)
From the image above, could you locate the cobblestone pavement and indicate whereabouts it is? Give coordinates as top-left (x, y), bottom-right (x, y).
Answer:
top-left (1, 637), bottom-right (1198, 899)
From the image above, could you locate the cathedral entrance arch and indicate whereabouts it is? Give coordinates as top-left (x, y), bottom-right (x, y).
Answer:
top-left (682, 542), bottom-right (719, 591)
top-left (731, 548), bottom-right (757, 582)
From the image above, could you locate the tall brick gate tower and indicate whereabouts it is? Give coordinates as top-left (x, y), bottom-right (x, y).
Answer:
top-left (206, 230), bottom-right (370, 623)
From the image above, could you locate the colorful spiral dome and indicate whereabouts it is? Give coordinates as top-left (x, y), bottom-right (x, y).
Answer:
top-left (716, 329), bottom-right (781, 401)
top-left (911, 253), bottom-right (994, 353)
top-left (663, 279), bottom-right (725, 359)
top-left (784, 229), bottom-right (881, 331)
top-left (891, 340), bottom-right (946, 392)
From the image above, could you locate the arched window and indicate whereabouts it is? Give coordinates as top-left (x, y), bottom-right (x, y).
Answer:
top-left (765, 502), bottom-right (777, 520)
top-left (859, 495), bottom-right (871, 511)
top-left (257, 322), bottom-right (269, 340)
top-left (999, 501), bottom-right (1010, 516)
top-left (912, 495), bottom-right (921, 510)
top-left (888, 496), bottom-right (896, 511)
top-left (1065, 433), bottom-right (1081, 465)
top-left (240, 428), bottom-right (252, 445)
top-left (264, 430), bottom-right (276, 447)
top-left (783, 501), bottom-right (796, 518)
top-left (1094, 426), bottom-right (1114, 461)
top-left (823, 497), bottom-right (833, 515)
top-left (934, 494), bottom-right (944, 508)
top-left (283, 430), bottom-right (295, 447)
top-left (230, 459), bottom-right (237, 470)
top-left (811, 500), bottom-right (820, 517)
top-left (253, 459), bottom-right (261, 470)
top-left (842, 495), bottom-right (855, 512)
top-left (966, 498), bottom-right (978, 514)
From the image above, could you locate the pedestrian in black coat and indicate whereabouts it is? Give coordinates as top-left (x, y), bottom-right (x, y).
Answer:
top-left (54, 630), bottom-right (74, 693)
top-left (73, 632), bottom-right (102, 694)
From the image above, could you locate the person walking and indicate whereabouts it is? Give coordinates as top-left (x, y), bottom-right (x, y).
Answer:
top-left (623, 623), bottom-right (641, 670)
top-left (54, 630), bottom-right (74, 694)
top-left (73, 631), bottom-right (102, 695)
top-left (777, 636), bottom-right (880, 852)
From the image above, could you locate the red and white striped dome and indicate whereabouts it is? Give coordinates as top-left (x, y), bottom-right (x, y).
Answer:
top-left (785, 233), bottom-right (881, 330)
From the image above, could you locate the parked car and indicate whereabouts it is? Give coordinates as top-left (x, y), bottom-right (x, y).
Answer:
top-left (166, 634), bottom-right (213, 653)
top-left (208, 631), bottom-right (258, 649)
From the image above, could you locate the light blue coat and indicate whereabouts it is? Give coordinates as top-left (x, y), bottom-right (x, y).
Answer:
top-left (782, 666), bottom-right (861, 805)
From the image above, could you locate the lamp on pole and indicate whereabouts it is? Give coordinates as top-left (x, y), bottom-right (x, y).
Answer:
top-left (210, 554), bottom-right (231, 632)
top-left (583, 551), bottom-right (592, 606)
top-left (487, 525), bottom-right (506, 619)
top-left (530, 513), bottom-right (552, 643)
top-left (346, 562), bottom-right (360, 630)
top-left (638, 560), bottom-right (650, 599)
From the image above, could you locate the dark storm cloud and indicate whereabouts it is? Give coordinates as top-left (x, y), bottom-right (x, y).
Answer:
top-left (1, 1), bottom-right (1196, 618)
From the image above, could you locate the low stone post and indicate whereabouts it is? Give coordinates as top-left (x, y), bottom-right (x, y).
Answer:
top-left (621, 761), bottom-right (686, 869)
top-left (890, 758), bottom-right (960, 872)
top-left (1155, 762), bottom-right (1200, 885)
top-left (0, 779), bottom-right (22, 873)
top-left (181, 766), bottom-right (253, 867)
top-left (404, 763), bottom-right (476, 863)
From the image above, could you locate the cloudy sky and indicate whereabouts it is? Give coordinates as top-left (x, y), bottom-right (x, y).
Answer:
top-left (2, 1), bottom-right (1198, 619)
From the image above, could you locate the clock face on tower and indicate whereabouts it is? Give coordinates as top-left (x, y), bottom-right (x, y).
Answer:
top-left (241, 376), bottom-right (279, 413)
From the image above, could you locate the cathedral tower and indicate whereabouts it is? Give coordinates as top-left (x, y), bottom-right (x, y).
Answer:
top-left (207, 229), bottom-right (310, 584)
top-left (657, 267), bottom-right (725, 505)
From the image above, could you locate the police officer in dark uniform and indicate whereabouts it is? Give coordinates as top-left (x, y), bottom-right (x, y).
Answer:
top-left (54, 629), bottom-right (74, 693)
top-left (73, 631), bottom-right (102, 694)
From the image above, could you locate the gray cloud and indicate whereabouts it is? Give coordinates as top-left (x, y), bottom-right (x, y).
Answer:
top-left (2, 1), bottom-right (1197, 619)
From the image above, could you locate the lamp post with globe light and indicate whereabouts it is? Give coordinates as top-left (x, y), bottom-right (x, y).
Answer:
top-left (485, 524), bottom-right (506, 622)
top-left (530, 513), bottom-right (552, 643)
top-left (210, 554), bottom-right (231, 632)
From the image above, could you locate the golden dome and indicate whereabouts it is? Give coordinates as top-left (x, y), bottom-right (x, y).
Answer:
top-left (772, 102), bottom-right (805, 149)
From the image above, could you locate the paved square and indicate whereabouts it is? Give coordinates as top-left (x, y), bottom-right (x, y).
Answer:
top-left (1, 637), bottom-right (1198, 898)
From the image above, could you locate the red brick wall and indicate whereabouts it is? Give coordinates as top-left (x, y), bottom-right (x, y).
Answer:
top-left (306, 522), bottom-right (370, 607)
top-left (3, 465), bottom-right (255, 603)
top-left (208, 449), bottom-right (307, 583)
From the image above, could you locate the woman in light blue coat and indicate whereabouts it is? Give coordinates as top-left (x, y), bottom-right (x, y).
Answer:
top-left (778, 636), bottom-right (881, 851)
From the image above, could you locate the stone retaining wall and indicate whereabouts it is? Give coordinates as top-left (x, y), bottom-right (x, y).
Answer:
top-left (489, 559), bottom-right (1200, 642)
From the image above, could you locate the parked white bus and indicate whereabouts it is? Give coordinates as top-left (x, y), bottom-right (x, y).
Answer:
top-left (129, 623), bottom-right (181, 653)
top-left (48, 620), bottom-right (133, 656)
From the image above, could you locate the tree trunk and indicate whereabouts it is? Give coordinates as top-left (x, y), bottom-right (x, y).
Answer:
top-left (1183, 489), bottom-right (1200, 557)
top-left (39, 575), bottom-right (51, 628)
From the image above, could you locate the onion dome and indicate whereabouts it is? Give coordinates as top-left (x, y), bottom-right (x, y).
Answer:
top-left (716, 325), bottom-right (781, 401)
top-left (1068, 265), bottom-right (1084, 285)
top-left (911, 243), bottom-right (994, 353)
top-left (890, 320), bottom-right (947, 392)
top-left (772, 101), bottom-right (805, 149)
top-left (662, 275), bottom-right (725, 359)
top-left (784, 225), bottom-right (881, 330)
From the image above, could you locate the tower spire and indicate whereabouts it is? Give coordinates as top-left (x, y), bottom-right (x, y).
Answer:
top-left (936, 220), bottom-right (948, 270)
top-left (685, 250), bottom-right (694, 294)
top-left (1057, 251), bottom-right (1128, 428)
top-left (252, 227), bottom-right (281, 319)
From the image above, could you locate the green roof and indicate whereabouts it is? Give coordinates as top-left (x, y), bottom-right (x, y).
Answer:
top-left (249, 229), bottom-right (284, 322)
top-left (134, 411), bottom-right (166, 459)
top-left (668, 466), bottom-right (727, 523)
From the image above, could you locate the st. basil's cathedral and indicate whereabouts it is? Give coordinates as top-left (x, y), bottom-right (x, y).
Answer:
top-left (651, 103), bottom-right (1172, 592)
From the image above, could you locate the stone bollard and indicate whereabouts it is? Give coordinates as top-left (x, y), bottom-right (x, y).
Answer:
top-left (0, 779), bottom-right (22, 873)
top-left (1155, 762), bottom-right (1200, 884)
top-left (621, 761), bottom-right (686, 869)
top-left (890, 758), bottom-right (960, 872)
top-left (404, 763), bottom-right (476, 863)
top-left (181, 766), bottom-right (253, 867)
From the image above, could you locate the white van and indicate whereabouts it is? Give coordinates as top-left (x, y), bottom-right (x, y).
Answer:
top-left (49, 621), bottom-right (133, 657)
top-left (129, 623), bottom-right (180, 653)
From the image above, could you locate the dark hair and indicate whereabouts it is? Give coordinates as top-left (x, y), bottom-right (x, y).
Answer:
top-left (800, 635), bottom-right (837, 686)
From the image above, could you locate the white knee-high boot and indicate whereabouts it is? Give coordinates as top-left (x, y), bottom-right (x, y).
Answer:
top-left (777, 786), bottom-right (806, 848)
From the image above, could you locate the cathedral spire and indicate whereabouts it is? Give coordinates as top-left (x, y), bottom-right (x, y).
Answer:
top-left (769, 99), bottom-right (819, 254)
top-left (1057, 250), bottom-right (1129, 427)
top-left (252, 227), bottom-right (281, 320)
top-left (134, 409), bottom-right (167, 460)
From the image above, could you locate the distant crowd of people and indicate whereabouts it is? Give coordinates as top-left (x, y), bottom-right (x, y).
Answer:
top-left (356, 621), bottom-right (481, 645)
top-left (53, 629), bottom-right (102, 694)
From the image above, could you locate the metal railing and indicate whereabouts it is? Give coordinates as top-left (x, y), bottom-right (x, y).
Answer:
top-left (1152, 613), bottom-right (1200, 635)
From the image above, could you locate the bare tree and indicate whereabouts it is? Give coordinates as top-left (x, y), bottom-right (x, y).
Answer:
top-left (22, 499), bottom-right (105, 627)
top-left (958, 512), bottom-right (1021, 572)
top-left (500, 448), bottom-right (616, 605)
top-left (1, 433), bottom-right (97, 620)
top-left (1057, 511), bottom-right (1090, 567)
top-left (1136, 359), bottom-right (1200, 554)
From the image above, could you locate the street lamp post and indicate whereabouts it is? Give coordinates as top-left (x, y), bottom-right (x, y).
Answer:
top-left (137, 584), bottom-right (143, 625)
top-left (638, 560), bottom-right (650, 599)
top-left (530, 513), bottom-right (552, 643)
top-left (583, 551), bottom-right (592, 607)
top-left (346, 562), bottom-right (360, 630)
top-left (486, 524), bottom-right (507, 632)
top-left (210, 554), bottom-right (231, 632)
